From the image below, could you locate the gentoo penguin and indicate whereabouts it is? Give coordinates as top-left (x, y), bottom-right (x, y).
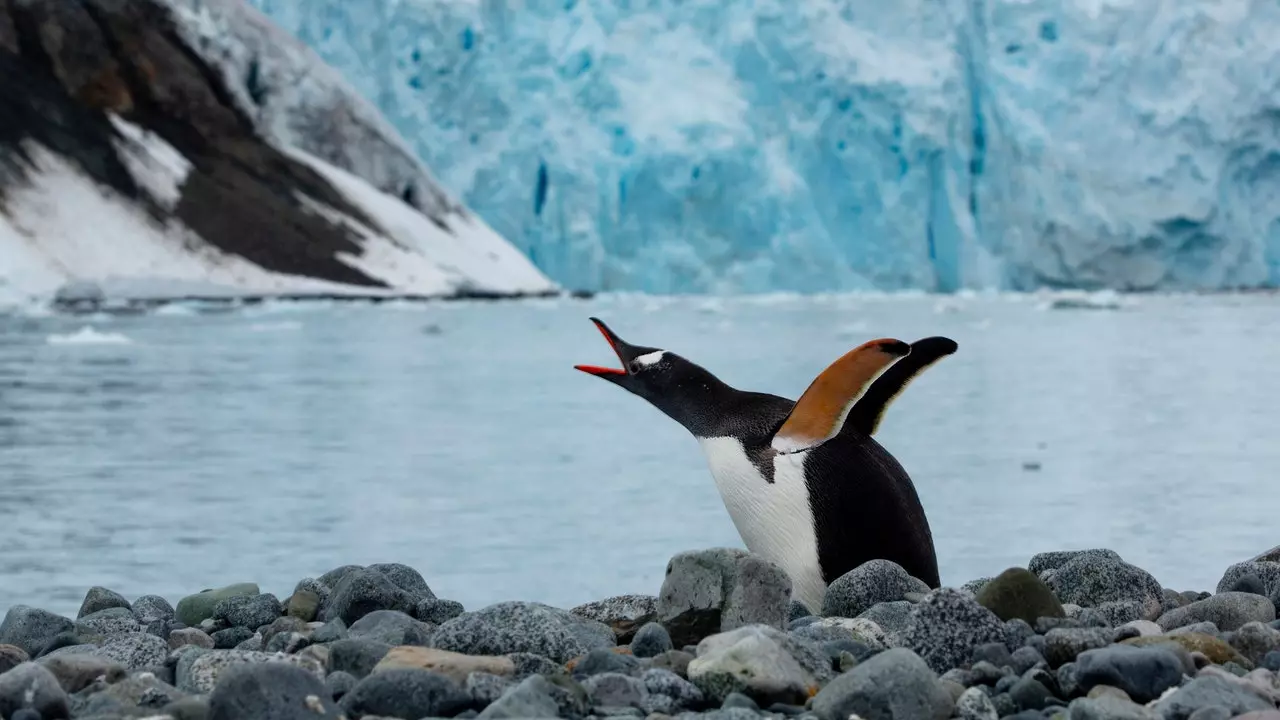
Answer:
top-left (574, 317), bottom-right (955, 611)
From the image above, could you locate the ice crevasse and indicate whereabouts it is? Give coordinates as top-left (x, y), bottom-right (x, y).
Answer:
top-left (248, 0), bottom-right (1280, 294)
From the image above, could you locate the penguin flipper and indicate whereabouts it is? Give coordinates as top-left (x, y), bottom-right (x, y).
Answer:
top-left (769, 338), bottom-right (911, 454)
top-left (846, 336), bottom-right (958, 436)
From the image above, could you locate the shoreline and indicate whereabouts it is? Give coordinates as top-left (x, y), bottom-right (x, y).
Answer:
top-left (1, 546), bottom-right (1278, 719)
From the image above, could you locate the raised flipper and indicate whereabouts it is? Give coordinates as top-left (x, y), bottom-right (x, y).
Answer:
top-left (770, 338), bottom-right (911, 454)
top-left (845, 336), bottom-right (958, 436)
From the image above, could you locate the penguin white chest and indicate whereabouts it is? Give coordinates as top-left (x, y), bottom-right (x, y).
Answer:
top-left (695, 436), bottom-right (827, 611)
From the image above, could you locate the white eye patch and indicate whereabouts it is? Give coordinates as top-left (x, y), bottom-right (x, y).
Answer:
top-left (632, 350), bottom-right (666, 367)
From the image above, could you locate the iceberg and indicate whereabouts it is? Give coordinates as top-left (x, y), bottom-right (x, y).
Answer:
top-left (247, 0), bottom-right (1280, 293)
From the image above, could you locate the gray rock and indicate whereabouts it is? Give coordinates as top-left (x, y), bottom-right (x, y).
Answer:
top-left (1028, 550), bottom-right (1123, 576)
top-left (1073, 644), bottom-right (1184, 703)
top-left (1043, 628), bottom-right (1112, 668)
top-left (508, 651), bottom-right (564, 678)
top-left (956, 685), bottom-right (999, 720)
top-left (235, 633), bottom-right (263, 651)
top-left (963, 578), bottom-right (994, 597)
top-left (630, 621), bottom-right (673, 658)
top-left (1157, 592), bottom-right (1276, 632)
top-left (479, 673), bottom-right (562, 719)
top-left (1229, 621), bottom-right (1280, 665)
top-left (169, 627), bottom-right (214, 651)
top-left (418, 598), bottom-right (466, 625)
top-left (318, 565), bottom-right (363, 589)
top-left (858, 601), bottom-right (914, 636)
top-left (0, 644), bottom-right (29, 674)
top-left (311, 619), bottom-right (348, 644)
top-left (583, 671), bottom-right (647, 708)
top-left (321, 569), bottom-right (417, 625)
top-left (1217, 562), bottom-right (1280, 598)
top-left (208, 661), bottom-right (343, 720)
top-left (326, 638), bottom-right (392, 678)
top-left (326, 669), bottom-right (357, 700)
top-left (368, 562), bottom-right (436, 602)
top-left (721, 691), bottom-right (759, 710)
top-left (340, 667), bottom-right (470, 718)
top-left (1263, 650), bottom-right (1280, 672)
top-left (175, 583), bottom-right (260, 627)
top-left (1094, 601), bottom-right (1144, 627)
top-left (1067, 694), bottom-right (1156, 720)
top-left (176, 648), bottom-right (325, 694)
top-left (686, 625), bottom-right (821, 704)
top-left (1169, 622), bottom-right (1221, 636)
top-left (1046, 555), bottom-right (1164, 620)
top-left (1154, 674), bottom-right (1273, 720)
top-left (467, 671), bottom-right (515, 707)
top-left (35, 652), bottom-right (127, 692)
top-left (972, 642), bottom-right (1015, 669)
top-left (573, 647), bottom-right (640, 678)
top-left (811, 647), bottom-right (953, 720)
top-left (80, 672), bottom-right (188, 712)
top-left (92, 632), bottom-right (169, 670)
top-left (431, 601), bottom-right (614, 664)
top-left (0, 662), bottom-right (70, 720)
top-left (1009, 676), bottom-right (1053, 711)
top-left (132, 595), bottom-right (175, 627)
top-left (265, 630), bottom-right (311, 655)
top-left (0, 605), bottom-right (75, 657)
top-left (571, 595), bottom-right (658, 644)
top-left (259, 616), bottom-right (309, 649)
top-left (212, 626), bottom-right (254, 649)
top-left (641, 668), bottom-right (704, 713)
top-left (1005, 618), bottom-right (1036, 651)
top-left (656, 548), bottom-right (792, 647)
top-left (901, 588), bottom-right (1007, 673)
top-left (75, 607), bottom-right (142, 638)
top-left (1011, 646), bottom-right (1047, 674)
top-left (77, 587), bottom-right (131, 619)
top-left (287, 578), bottom-right (328, 622)
top-left (348, 609), bottom-right (433, 646)
top-left (213, 593), bottom-right (282, 631)
top-left (38, 643), bottom-right (99, 661)
top-left (648, 648), bottom-right (694, 678)
top-left (822, 559), bottom-right (931, 619)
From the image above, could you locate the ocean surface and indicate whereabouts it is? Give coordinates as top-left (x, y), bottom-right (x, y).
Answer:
top-left (1, 291), bottom-right (1276, 618)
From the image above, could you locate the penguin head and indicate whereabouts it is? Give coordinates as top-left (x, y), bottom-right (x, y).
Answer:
top-left (574, 317), bottom-right (727, 433)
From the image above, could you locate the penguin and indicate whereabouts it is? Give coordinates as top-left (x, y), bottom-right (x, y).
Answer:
top-left (574, 317), bottom-right (956, 612)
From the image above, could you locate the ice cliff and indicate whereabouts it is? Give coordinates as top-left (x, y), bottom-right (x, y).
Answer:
top-left (0, 0), bottom-right (554, 308)
top-left (248, 0), bottom-right (1280, 293)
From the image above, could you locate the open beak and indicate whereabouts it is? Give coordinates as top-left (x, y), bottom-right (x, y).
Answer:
top-left (574, 317), bottom-right (645, 381)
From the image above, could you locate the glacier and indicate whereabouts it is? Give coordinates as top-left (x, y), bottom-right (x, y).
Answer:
top-left (246, 0), bottom-right (1280, 294)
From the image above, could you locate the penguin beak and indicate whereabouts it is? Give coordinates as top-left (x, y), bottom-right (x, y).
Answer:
top-left (574, 317), bottom-right (644, 383)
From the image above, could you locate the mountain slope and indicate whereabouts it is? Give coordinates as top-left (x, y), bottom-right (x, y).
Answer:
top-left (0, 0), bottom-right (555, 307)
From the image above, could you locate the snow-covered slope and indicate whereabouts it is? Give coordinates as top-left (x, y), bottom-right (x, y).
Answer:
top-left (248, 0), bottom-right (1280, 294)
top-left (0, 0), bottom-right (554, 308)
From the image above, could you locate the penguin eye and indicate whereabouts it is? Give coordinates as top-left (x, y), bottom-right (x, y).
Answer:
top-left (629, 360), bottom-right (644, 374)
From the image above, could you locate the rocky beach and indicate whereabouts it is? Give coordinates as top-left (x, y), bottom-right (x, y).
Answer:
top-left (1, 546), bottom-right (1279, 720)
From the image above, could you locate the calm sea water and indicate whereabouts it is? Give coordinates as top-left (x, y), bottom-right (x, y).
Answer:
top-left (1, 291), bottom-right (1276, 618)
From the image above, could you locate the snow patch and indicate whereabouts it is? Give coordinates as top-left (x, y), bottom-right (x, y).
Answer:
top-left (108, 115), bottom-right (192, 210)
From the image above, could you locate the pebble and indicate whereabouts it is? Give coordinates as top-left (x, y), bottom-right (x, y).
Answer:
top-left (325, 669), bottom-right (358, 700)
top-left (338, 666), bottom-right (470, 718)
top-left (431, 601), bottom-right (615, 663)
top-left (1044, 627), bottom-right (1113, 668)
top-left (478, 673), bottom-right (561, 719)
top-left (0, 662), bottom-right (69, 720)
top-left (0, 605), bottom-right (75, 657)
top-left (418, 597), bottom-right (467, 625)
top-left (810, 647), bottom-right (953, 720)
top-left (93, 631), bottom-right (170, 670)
top-left (208, 661), bottom-right (343, 720)
top-left (467, 670), bottom-right (515, 706)
top-left (975, 567), bottom-right (1066, 624)
top-left (373, 646), bottom-right (515, 684)
top-left (1073, 643), bottom-right (1184, 702)
top-left (657, 548), bottom-right (792, 647)
top-left (77, 587), bottom-right (131, 619)
top-left (347, 609), bottom-right (434, 646)
top-left (74, 607), bottom-right (141, 638)
top-left (686, 625), bottom-right (820, 705)
top-left (1229, 620), bottom-right (1280, 665)
top-left (1045, 555), bottom-right (1165, 620)
top-left (367, 562), bottom-right (436, 602)
top-left (900, 588), bottom-right (1007, 673)
top-left (956, 685), bottom-right (1000, 720)
top-left (177, 648), bottom-right (325, 693)
top-left (327, 638), bottom-right (393, 678)
top-left (857, 600), bottom-right (914, 636)
top-left (321, 569), bottom-right (417, 625)
top-left (1157, 592), bottom-right (1277, 632)
top-left (571, 595), bottom-right (658, 644)
top-left (630, 621), bottom-right (674, 657)
top-left (211, 627), bottom-right (254, 649)
top-left (175, 583), bottom-right (260, 628)
top-left (821, 559), bottom-right (931, 618)
top-left (213, 593), bottom-right (283, 631)
top-left (572, 647), bottom-right (640, 677)
top-left (0, 644), bottom-right (29, 674)
top-left (1155, 674), bottom-right (1274, 719)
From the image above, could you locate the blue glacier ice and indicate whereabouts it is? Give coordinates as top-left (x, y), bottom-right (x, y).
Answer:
top-left (245, 0), bottom-right (1280, 294)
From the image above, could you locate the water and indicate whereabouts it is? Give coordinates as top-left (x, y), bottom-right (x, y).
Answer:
top-left (1, 291), bottom-right (1277, 618)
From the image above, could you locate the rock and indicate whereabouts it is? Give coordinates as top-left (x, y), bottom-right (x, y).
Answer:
top-left (1004, 618), bottom-right (1036, 652)
top-left (641, 668), bottom-right (704, 713)
top-left (75, 607), bottom-right (141, 638)
top-left (1045, 555), bottom-right (1164, 620)
top-left (466, 671), bottom-right (514, 706)
top-left (1028, 550), bottom-right (1123, 576)
top-left (1073, 644), bottom-right (1184, 703)
top-left (286, 579), bottom-right (328, 622)
top-left (976, 567), bottom-right (1066, 624)
top-left (686, 625), bottom-right (819, 705)
top-left (1122, 633), bottom-right (1251, 667)
top-left (1255, 547), bottom-right (1280, 564)
top-left (326, 670), bottom-right (357, 700)
top-left (431, 601), bottom-right (615, 663)
top-left (348, 609), bottom-right (433, 646)
top-left (649, 649), bottom-right (695, 678)
top-left (1157, 593), bottom-right (1276, 632)
top-left (0, 644), bottom-right (29, 674)
top-left (177, 649), bottom-right (325, 693)
top-left (208, 661), bottom-right (343, 720)
top-left (956, 686), bottom-right (999, 720)
top-left (175, 583), bottom-right (260, 627)
top-left (1122, 620), bottom-right (1164, 637)
top-left (80, 672), bottom-right (188, 712)
top-left (368, 562), bottom-right (436, 601)
top-left (1154, 674), bottom-right (1273, 720)
top-left (971, 642), bottom-right (1015, 669)
top-left (570, 647), bottom-right (640, 677)
top-left (1011, 646), bottom-right (1046, 674)
top-left (321, 569), bottom-right (417, 625)
top-left (211, 626), bottom-right (254, 649)
top-left (793, 616), bottom-right (888, 651)
top-left (571, 595), bottom-right (658, 644)
top-left (318, 565), bottom-right (363, 589)
top-left (630, 621), bottom-right (673, 658)
top-left (1093, 601), bottom-right (1143, 627)
top-left (132, 595), bottom-right (175, 630)
top-left (372, 646), bottom-right (514, 684)
top-left (34, 652), bottom-right (127, 692)
top-left (657, 548), bottom-right (792, 647)
top-left (1009, 676), bottom-right (1054, 711)
top-left (857, 601), bottom-right (914, 636)
top-left (169, 627), bottom-right (214, 650)
top-left (77, 587), bottom-right (131, 619)
top-left (327, 638), bottom-right (393, 678)
top-left (900, 588), bottom-right (1007, 673)
top-left (1044, 628), bottom-right (1112, 668)
top-left (213, 593), bottom-right (282, 631)
top-left (1263, 650), bottom-right (1280, 672)
top-left (1067, 694), bottom-right (1156, 720)
top-left (1218, 562), bottom-right (1280, 597)
top-left (311, 619), bottom-right (348, 644)
top-left (260, 616), bottom-right (309, 648)
top-left (1169, 622), bottom-right (1222, 636)
top-left (92, 632), bottom-right (169, 670)
top-left (583, 671), bottom-right (646, 708)
top-left (1230, 621), bottom-right (1280, 665)
top-left (0, 606), bottom-right (75, 657)
top-left (0, 662), bottom-right (70, 720)
top-left (478, 673), bottom-right (562, 719)
top-left (822, 559), bottom-right (931, 619)
top-left (418, 598), bottom-right (467, 625)
top-left (811, 647), bottom-right (953, 720)
top-left (340, 667), bottom-right (470, 718)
